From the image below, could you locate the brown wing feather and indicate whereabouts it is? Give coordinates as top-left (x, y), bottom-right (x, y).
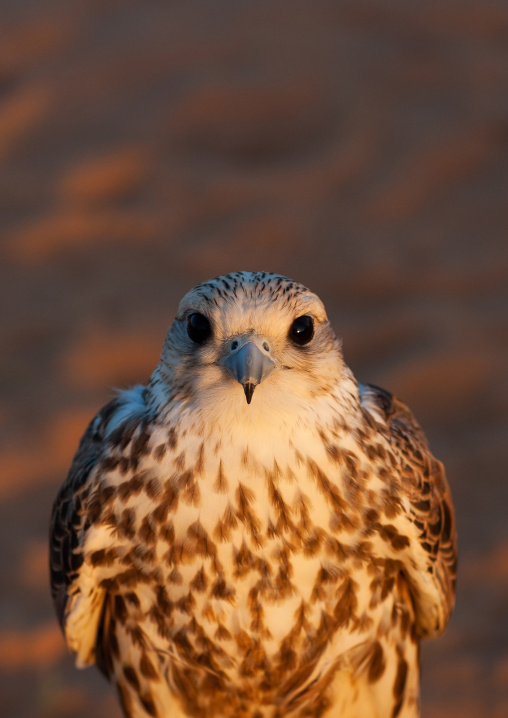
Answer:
top-left (49, 390), bottom-right (147, 667)
top-left (361, 383), bottom-right (457, 637)
top-left (49, 407), bottom-right (108, 626)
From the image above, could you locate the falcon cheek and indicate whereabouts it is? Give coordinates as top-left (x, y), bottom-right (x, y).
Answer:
top-left (223, 337), bottom-right (276, 404)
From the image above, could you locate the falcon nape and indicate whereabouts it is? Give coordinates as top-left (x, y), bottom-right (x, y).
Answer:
top-left (50, 272), bottom-right (457, 718)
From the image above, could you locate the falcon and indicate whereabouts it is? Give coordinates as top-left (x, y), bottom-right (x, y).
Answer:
top-left (50, 272), bottom-right (457, 718)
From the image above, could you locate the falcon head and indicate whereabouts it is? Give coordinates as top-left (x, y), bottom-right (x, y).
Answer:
top-left (153, 272), bottom-right (352, 423)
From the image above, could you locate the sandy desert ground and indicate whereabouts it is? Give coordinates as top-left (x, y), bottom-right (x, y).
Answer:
top-left (0, 1), bottom-right (507, 716)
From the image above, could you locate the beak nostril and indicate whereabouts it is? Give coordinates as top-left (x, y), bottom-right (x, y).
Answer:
top-left (224, 341), bottom-right (276, 397)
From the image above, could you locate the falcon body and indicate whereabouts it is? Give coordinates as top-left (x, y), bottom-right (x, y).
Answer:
top-left (50, 272), bottom-right (457, 718)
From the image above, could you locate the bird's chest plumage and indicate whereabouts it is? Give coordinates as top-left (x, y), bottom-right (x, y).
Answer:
top-left (88, 412), bottom-right (411, 715)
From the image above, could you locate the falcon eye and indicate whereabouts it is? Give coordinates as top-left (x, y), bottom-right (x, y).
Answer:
top-left (289, 315), bottom-right (314, 346)
top-left (187, 313), bottom-right (212, 344)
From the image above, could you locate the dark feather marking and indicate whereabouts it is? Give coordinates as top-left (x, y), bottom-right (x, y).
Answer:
top-left (123, 664), bottom-right (140, 692)
top-left (140, 694), bottom-right (158, 717)
top-left (442, 500), bottom-right (452, 542)
top-left (213, 460), bottom-right (229, 493)
top-left (187, 520), bottom-right (217, 559)
top-left (167, 427), bottom-right (178, 450)
top-left (215, 623), bottom-right (232, 641)
top-left (125, 592), bottom-right (140, 609)
top-left (101, 455), bottom-right (120, 472)
top-left (195, 442), bottom-right (205, 474)
top-left (368, 641), bottom-right (386, 683)
top-left (130, 424), bottom-right (151, 465)
top-left (234, 541), bottom-right (255, 578)
top-left (333, 577), bottom-right (358, 629)
top-left (90, 548), bottom-right (118, 567)
top-left (139, 516), bottom-right (157, 545)
top-left (181, 475), bottom-right (201, 507)
top-left (190, 566), bottom-right (208, 593)
top-left (169, 567), bottom-right (183, 584)
top-left (211, 575), bottom-right (236, 602)
top-left (153, 443), bottom-right (166, 461)
top-left (378, 524), bottom-right (411, 551)
top-left (140, 653), bottom-right (159, 681)
top-left (118, 508), bottom-right (136, 539)
top-left (392, 653), bottom-right (408, 718)
top-left (114, 594), bottom-right (128, 623)
top-left (117, 473), bottom-right (145, 502)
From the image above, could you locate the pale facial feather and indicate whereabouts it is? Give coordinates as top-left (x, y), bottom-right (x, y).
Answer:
top-left (151, 272), bottom-right (354, 433)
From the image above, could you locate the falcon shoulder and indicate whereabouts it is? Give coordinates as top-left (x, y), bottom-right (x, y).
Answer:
top-left (49, 385), bottom-right (148, 668)
top-left (359, 383), bottom-right (457, 638)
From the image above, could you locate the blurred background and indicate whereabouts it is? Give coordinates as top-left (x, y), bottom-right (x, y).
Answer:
top-left (0, 1), bottom-right (507, 716)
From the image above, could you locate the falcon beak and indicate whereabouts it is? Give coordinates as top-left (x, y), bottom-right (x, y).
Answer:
top-left (223, 338), bottom-right (275, 404)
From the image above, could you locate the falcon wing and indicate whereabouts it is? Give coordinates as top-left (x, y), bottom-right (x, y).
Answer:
top-left (360, 383), bottom-right (457, 638)
top-left (49, 386), bottom-right (147, 667)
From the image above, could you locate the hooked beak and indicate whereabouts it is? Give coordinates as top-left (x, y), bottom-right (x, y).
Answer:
top-left (223, 338), bottom-right (275, 404)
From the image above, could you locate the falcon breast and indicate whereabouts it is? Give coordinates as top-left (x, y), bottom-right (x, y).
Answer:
top-left (50, 271), bottom-right (457, 718)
